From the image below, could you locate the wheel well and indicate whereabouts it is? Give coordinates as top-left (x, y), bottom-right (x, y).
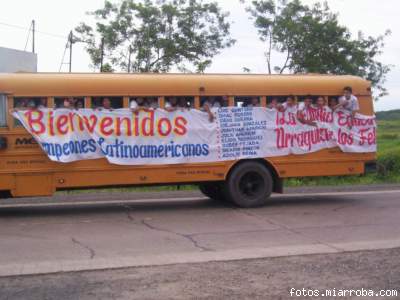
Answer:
top-left (226, 159), bottom-right (283, 193)
top-left (0, 190), bottom-right (12, 199)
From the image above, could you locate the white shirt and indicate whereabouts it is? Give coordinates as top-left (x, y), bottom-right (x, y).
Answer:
top-left (297, 102), bottom-right (306, 111)
top-left (282, 102), bottom-right (298, 112)
top-left (130, 100), bottom-right (138, 110)
top-left (203, 101), bottom-right (221, 108)
top-left (165, 101), bottom-right (173, 109)
top-left (339, 95), bottom-right (359, 111)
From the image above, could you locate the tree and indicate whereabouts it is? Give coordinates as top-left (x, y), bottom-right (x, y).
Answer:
top-left (242, 0), bottom-right (391, 97)
top-left (75, 0), bottom-right (235, 73)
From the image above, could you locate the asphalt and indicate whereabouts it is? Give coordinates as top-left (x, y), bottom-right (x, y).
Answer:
top-left (1, 248), bottom-right (399, 300)
top-left (0, 185), bottom-right (400, 278)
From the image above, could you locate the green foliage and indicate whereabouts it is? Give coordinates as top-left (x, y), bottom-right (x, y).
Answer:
top-left (376, 109), bottom-right (400, 121)
top-left (242, 0), bottom-right (391, 98)
top-left (75, 0), bottom-right (235, 73)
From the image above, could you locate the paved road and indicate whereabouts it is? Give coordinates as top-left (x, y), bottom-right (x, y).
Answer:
top-left (1, 187), bottom-right (400, 277)
top-left (1, 248), bottom-right (399, 300)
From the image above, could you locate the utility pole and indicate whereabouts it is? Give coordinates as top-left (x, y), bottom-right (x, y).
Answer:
top-left (68, 31), bottom-right (73, 73)
top-left (32, 20), bottom-right (35, 53)
top-left (127, 45), bottom-right (132, 73)
top-left (100, 37), bottom-right (104, 72)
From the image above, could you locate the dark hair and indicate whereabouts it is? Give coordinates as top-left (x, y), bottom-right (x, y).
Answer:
top-left (344, 86), bottom-right (352, 93)
top-left (287, 95), bottom-right (295, 101)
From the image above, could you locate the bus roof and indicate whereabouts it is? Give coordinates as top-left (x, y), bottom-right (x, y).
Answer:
top-left (0, 73), bottom-right (371, 97)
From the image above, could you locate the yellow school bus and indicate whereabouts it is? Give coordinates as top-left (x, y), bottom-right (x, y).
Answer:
top-left (0, 73), bottom-right (376, 207)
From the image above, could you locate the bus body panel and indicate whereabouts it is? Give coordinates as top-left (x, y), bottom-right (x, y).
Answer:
top-left (0, 73), bottom-right (376, 197)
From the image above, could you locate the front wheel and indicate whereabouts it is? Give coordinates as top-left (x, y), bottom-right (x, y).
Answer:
top-left (224, 162), bottom-right (273, 208)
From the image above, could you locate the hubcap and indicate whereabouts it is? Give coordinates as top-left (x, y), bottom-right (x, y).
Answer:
top-left (238, 171), bottom-right (264, 198)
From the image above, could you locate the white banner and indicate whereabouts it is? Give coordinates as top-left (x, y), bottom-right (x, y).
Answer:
top-left (12, 107), bottom-right (377, 165)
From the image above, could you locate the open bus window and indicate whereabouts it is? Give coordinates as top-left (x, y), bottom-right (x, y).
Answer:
top-left (266, 96), bottom-right (293, 109)
top-left (129, 97), bottom-right (159, 110)
top-left (0, 94), bottom-right (6, 127)
top-left (200, 96), bottom-right (228, 110)
top-left (14, 97), bottom-right (47, 110)
top-left (92, 97), bottom-right (123, 110)
top-left (165, 96), bottom-right (194, 110)
top-left (13, 97), bottom-right (47, 126)
top-left (234, 96), bottom-right (261, 107)
top-left (54, 97), bottom-right (85, 109)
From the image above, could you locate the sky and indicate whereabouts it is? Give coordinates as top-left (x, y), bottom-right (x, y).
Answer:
top-left (0, 0), bottom-right (399, 111)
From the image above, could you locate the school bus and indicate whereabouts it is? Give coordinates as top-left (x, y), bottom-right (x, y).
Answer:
top-left (0, 73), bottom-right (376, 207)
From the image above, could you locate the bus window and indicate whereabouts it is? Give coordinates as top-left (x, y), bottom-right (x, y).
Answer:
top-left (92, 97), bottom-right (123, 110)
top-left (54, 97), bottom-right (85, 109)
top-left (200, 96), bottom-right (226, 110)
top-left (234, 96), bottom-right (260, 107)
top-left (129, 97), bottom-right (159, 110)
top-left (13, 97), bottom-right (47, 126)
top-left (165, 96), bottom-right (194, 110)
top-left (0, 95), bottom-right (6, 127)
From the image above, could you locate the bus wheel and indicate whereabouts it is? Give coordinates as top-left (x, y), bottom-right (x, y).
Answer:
top-left (224, 161), bottom-right (273, 208)
top-left (198, 182), bottom-right (226, 201)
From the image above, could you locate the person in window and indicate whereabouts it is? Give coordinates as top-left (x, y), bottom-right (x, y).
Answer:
top-left (15, 99), bottom-right (28, 110)
top-left (130, 97), bottom-right (147, 112)
top-left (11, 99), bottom-right (27, 114)
top-left (37, 98), bottom-right (47, 109)
top-left (314, 96), bottom-right (327, 109)
top-left (280, 96), bottom-right (297, 112)
top-left (97, 97), bottom-right (113, 111)
top-left (147, 97), bottom-right (159, 110)
top-left (177, 97), bottom-right (191, 111)
top-left (62, 98), bottom-right (73, 109)
top-left (76, 100), bottom-right (84, 109)
top-left (338, 86), bottom-right (359, 115)
top-left (328, 97), bottom-right (339, 111)
top-left (221, 96), bottom-right (229, 107)
top-left (202, 97), bottom-right (221, 122)
top-left (27, 100), bottom-right (36, 110)
top-left (267, 97), bottom-right (279, 110)
top-left (338, 86), bottom-right (359, 129)
top-left (297, 96), bottom-right (316, 126)
top-left (165, 97), bottom-right (179, 112)
top-left (247, 97), bottom-right (260, 108)
top-left (202, 97), bottom-right (221, 110)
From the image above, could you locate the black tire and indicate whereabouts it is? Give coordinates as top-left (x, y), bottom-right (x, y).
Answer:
top-left (199, 182), bottom-right (226, 201)
top-left (0, 190), bottom-right (12, 199)
top-left (223, 161), bottom-right (273, 208)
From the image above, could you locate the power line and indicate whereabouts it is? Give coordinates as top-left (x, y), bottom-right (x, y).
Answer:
top-left (0, 21), bottom-right (67, 39)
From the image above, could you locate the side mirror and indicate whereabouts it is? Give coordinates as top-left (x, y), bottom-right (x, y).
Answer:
top-left (0, 137), bottom-right (7, 149)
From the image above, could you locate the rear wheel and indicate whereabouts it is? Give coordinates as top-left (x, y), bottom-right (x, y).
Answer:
top-left (198, 182), bottom-right (226, 201)
top-left (224, 161), bottom-right (273, 208)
